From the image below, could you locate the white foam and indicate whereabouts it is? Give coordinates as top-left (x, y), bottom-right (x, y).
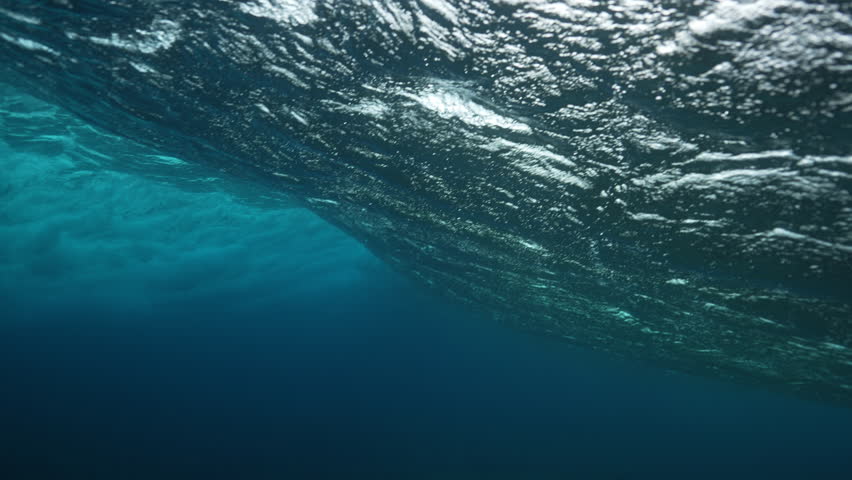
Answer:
top-left (0, 33), bottom-right (57, 55)
top-left (238, 0), bottom-right (318, 26)
top-left (0, 8), bottom-right (40, 25)
top-left (89, 19), bottom-right (180, 54)
top-left (401, 86), bottom-right (531, 133)
top-left (420, 0), bottom-right (460, 25)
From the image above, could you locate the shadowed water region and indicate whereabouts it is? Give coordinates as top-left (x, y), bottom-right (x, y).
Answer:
top-left (1, 1), bottom-right (852, 478)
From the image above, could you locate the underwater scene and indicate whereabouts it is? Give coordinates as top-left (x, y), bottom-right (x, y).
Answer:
top-left (1, 1), bottom-right (852, 478)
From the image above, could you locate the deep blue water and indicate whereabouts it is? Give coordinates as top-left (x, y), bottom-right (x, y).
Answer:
top-left (2, 115), bottom-right (852, 479)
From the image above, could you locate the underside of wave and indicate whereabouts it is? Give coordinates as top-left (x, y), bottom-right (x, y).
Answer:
top-left (3, 80), bottom-right (851, 408)
top-left (1, 0), bottom-right (851, 407)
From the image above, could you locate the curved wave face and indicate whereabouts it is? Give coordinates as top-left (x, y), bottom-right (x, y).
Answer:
top-left (1, 1), bottom-right (851, 405)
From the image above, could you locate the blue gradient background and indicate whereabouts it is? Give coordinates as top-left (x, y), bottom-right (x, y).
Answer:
top-left (1, 101), bottom-right (852, 479)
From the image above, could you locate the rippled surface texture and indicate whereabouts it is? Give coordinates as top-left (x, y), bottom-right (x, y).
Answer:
top-left (1, 0), bottom-right (851, 405)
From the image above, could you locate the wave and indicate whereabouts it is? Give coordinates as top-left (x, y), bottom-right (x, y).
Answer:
top-left (1, 0), bottom-right (851, 405)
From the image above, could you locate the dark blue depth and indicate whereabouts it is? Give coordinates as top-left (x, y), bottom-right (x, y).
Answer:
top-left (2, 278), bottom-right (852, 479)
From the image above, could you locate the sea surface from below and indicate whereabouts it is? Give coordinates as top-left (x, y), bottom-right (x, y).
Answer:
top-left (1, 106), bottom-right (851, 479)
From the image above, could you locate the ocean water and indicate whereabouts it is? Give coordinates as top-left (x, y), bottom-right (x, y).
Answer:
top-left (2, 1), bottom-right (852, 479)
top-left (3, 79), bottom-right (852, 480)
top-left (2, 116), bottom-right (852, 479)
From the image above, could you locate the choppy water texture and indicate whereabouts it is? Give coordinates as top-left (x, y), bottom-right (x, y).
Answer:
top-left (1, 0), bottom-right (851, 406)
